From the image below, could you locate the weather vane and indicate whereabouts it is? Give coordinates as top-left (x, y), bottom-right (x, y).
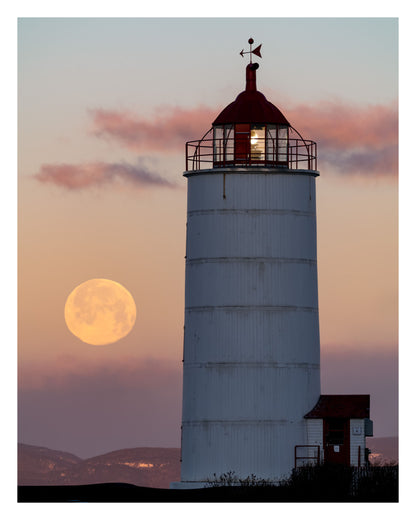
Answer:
top-left (240, 38), bottom-right (262, 64)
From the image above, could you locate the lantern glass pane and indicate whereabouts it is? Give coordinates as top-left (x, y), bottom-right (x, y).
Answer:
top-left (266, 125), bottom-right (276, 162)
top-left (250, 125), bottom-right (265, 161)
top-left (278, 125), bottom-right (288, 163)
top-left (224, 125), bottom-right (234, 161)
top-left (213, 126), bottom-right (223, 163)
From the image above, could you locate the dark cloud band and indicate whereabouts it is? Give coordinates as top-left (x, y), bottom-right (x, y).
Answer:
top-left (35, 161), bottom-right (176, 190)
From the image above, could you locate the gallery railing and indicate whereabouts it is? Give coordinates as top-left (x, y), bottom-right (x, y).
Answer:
top-left (186, 135), bottom-right (317, 172)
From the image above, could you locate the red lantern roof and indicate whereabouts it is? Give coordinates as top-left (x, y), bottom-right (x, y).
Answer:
top-left (212, 63), bottom-right (291, 126)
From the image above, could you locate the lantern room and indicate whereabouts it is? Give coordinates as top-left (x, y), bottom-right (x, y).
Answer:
top-left (186, 59), bottom-right (317, 172)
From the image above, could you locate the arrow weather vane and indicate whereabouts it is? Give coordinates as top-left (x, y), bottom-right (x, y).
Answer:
top-left (240, 38), bottom-right (262, 64)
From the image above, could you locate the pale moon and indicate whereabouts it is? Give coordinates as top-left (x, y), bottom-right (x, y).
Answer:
top-left (64, 279), bottom-right (136, 345)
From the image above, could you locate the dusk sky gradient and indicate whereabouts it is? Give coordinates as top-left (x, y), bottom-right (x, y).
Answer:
top-left (17, 17), bottom-right (398, 460)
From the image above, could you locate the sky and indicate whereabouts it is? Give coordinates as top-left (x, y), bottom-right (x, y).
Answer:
top-left (16, 16), bottom-right (398, 459)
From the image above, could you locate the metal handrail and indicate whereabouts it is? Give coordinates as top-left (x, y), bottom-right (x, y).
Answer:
top-left (186, 136), bottom-right (317, 172)
top-left (294, 445), bottom-right (321, 468)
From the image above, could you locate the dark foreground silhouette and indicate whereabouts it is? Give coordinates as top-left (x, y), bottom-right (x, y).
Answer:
top-left (18, 464), bottom-right (398, 503)
top-left (17, 483), bottom-right (307, 502)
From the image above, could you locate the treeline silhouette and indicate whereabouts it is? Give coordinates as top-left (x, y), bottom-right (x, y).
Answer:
top-left (19, 463), bottom-right (398, 502)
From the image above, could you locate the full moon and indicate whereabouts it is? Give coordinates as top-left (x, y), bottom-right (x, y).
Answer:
top-left (64, 278), bottom-right (136, 345)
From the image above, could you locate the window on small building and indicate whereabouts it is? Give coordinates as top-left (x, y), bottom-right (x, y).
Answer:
top-left (325, 418), bottom-right (346, 445)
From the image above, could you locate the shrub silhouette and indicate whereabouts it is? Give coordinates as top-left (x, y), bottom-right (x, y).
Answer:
top-left (204, 463), bottom-right (398, 502)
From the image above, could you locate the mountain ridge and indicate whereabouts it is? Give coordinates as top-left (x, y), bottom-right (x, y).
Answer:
top-left (18, 437), bottom-right (398, 488)
top-left (18, 444), bottom-right (181, 488)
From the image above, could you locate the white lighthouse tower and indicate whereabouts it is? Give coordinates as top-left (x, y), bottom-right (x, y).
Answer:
top-left (173, 40), bottom-right (321, 488)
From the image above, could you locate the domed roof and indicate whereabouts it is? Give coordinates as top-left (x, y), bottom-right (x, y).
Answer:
top-left (212, 63), bottom-right (290, 127)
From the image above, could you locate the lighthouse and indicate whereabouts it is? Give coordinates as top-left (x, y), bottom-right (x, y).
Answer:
top-left (172, 40), bottom-right (370, 489)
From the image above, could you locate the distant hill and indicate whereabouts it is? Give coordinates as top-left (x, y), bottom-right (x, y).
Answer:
top-left (18, 444), bottom-right (82, 485)
top-left (18, 437), bottom-right (397, 488)
top-left (366, 437), bottom-right (398, 464)
top-left (18, 444), bottom-right (181, 488)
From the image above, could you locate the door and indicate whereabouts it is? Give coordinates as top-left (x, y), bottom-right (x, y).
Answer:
top-left (323, 418), bottom-right (350, 465)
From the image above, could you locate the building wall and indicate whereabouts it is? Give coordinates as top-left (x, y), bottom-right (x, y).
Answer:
top-left (180, 168), bottom-right (321, 484)
top-left (305, 419), bottom-right (323, 464)
top-left (306, 418), bottom-right (367, 467)
top-left (350, 419), bottom-right (366, 467)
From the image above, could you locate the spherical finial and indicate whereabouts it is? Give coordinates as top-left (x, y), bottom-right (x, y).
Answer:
top-left (248, 38), bottom-right (254, 44)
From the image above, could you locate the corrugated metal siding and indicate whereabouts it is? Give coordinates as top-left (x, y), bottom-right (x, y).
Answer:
top-left (181, 420), bottom-right (306, 481)
top-left (184, 308), bottom-right (320, 364)
top-left (186, 170), bottom-right (316, 213)
top-left (185, 260), bottom-right (318, 308)
top-left (181, 169), bottom-right (321, 483)
top-left (350, 419), bottom-right (366, 467)
top-left (187, 212), bottom-right (317, 260)
top-left (182, 364), bottom-right (320, 420)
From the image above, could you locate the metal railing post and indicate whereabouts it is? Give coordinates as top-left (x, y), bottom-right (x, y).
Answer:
top-left (296, 140), bottom-right (298, 169)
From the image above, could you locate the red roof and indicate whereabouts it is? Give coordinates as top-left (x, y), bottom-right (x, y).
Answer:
top-left (212, 63), bottom-right (290, 127)
top-left (304, 395), bottom-right (370, 419)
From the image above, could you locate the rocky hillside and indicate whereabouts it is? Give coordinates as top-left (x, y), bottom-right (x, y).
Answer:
top-left (18, 437), bottom-right (397, 488)
top-left (18, 444), bottom-right (181, 488)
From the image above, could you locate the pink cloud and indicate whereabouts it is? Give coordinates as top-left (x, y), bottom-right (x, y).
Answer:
top-left (287, 102), bottom-right (397, 149)
top-left (35, 161), bottom-right (176, 190)
top-left (319, 145), bottom-right (398, 176)
top-left (36, 101), bottom-right (396, 189)
top-left (89, 101), bottom-right (397, 176)
top-left (286, 101), bottom-right (398, 176)
top-left (89, 106), bottom-right (217, 152)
